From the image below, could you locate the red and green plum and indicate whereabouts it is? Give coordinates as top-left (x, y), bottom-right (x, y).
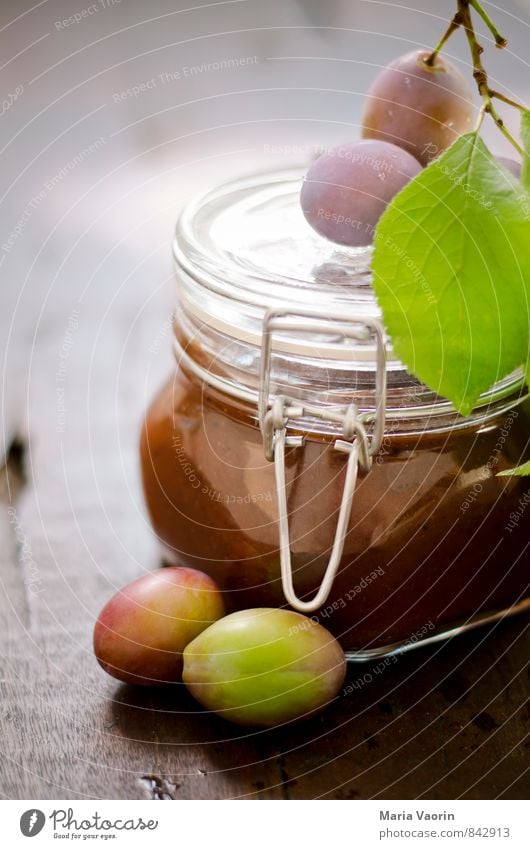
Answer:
top-left (182, 608), bottom-right (346, 727)
top-left (300, 139), bottom-right (421, 246)
top-left (361, 50), bottom-right (474, 166)
top-left (94, 567), bottom-right (226, 686)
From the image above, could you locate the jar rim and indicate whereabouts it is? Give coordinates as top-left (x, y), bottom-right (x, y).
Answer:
top-left (173, 166), bottom-right (527, 430)
top-left (174, 331), bottom-right (526, 435)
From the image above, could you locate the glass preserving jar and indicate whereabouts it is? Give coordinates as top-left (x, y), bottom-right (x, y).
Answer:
top-left (140, 168), bottom-right (530, 659)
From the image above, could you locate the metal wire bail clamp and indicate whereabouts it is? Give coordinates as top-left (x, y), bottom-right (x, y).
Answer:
top-left (258, 307), bottom-right (387, 613)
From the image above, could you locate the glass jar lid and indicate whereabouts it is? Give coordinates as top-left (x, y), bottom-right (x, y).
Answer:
top-left (173, 167), bottom-right (526, 433)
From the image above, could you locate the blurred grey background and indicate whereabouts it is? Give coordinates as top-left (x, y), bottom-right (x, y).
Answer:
top-left (1, 0), bottom-right (529, 569)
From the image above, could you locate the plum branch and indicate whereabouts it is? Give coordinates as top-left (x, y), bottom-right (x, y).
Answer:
top-left (425, 10), bottom-right (463, 67)
top-left (468, 0), bottom-right (507, 48)
top-left (458, 0), bottom-right (523, 154)
top-left (428, 0), bottom-right (529, 156)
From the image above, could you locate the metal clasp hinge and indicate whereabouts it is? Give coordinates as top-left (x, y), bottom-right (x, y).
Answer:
top-left (259, 308), bottom-right (387, 613)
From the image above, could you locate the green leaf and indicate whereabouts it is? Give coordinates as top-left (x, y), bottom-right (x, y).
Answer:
top-left (372, 132), bottom-right (530, 416)
top-left (521, 110), bottom-right (530, 189)
top-left (497, 459), bottom-right (530, 477)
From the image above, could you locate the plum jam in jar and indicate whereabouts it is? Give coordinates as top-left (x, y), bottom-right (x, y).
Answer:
top-left (140, 168), bottom-right (530, 658)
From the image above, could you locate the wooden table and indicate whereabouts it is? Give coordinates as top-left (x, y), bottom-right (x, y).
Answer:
top-left (0, 0), bottom-right (528, 801)
top-left (1, 438), bottom-right (528, 799)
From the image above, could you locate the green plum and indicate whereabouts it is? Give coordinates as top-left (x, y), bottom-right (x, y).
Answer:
top-left (183, 608), bottom-right (346, 726)
top-left (94, 567), bottom-right (225, 686)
